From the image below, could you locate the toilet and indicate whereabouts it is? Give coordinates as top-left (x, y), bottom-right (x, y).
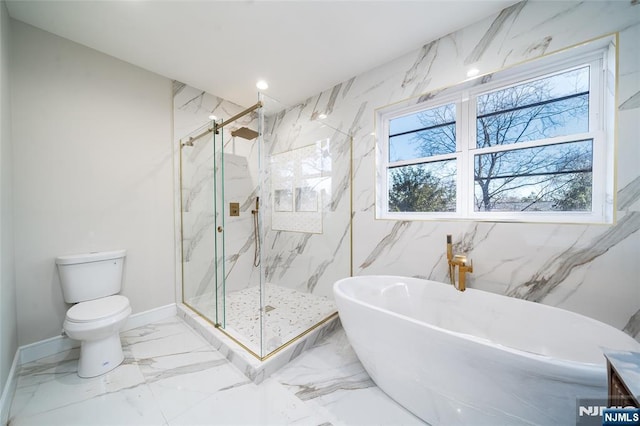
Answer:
top-left (55, 249), bottom-right (131, 378)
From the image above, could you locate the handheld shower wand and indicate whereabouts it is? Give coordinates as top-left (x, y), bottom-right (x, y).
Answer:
top-left (446, 235), bottom-right (454, 285)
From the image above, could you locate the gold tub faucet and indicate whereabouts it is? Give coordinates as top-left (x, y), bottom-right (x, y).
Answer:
top-left (446, 234), bottom-right (473, 291)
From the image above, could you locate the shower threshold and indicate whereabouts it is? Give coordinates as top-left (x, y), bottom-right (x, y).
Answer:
top-left (177, 287), bottom-right (340, 383)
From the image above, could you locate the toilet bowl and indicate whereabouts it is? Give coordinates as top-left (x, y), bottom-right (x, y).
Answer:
top-left (63, 295), bottom-right (131, 377)
top-left (56, 250), bottom-right (130, 378)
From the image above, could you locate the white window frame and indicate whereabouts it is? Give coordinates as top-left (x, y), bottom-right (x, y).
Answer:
top-left (376, 36), bottom-right (616, 224)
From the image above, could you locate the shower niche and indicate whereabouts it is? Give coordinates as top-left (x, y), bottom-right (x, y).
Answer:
top-left (177, 89), bottom-right (351, 360)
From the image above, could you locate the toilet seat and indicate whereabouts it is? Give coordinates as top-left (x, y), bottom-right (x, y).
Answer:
top-left (66, 295), bottom-right (130, 323)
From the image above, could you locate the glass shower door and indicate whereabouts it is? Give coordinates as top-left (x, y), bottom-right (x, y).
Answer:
top-left (213, 125), bottom-right (226, 328)
top-left (180, 122), bottom-right (219, 323)
top-left (213, 111), bottom-right (264, 356)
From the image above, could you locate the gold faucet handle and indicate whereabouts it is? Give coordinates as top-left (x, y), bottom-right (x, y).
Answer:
top-left (453, 254), bottom-right (467, 265)
top-left (453, 255), bottom-right (473, 271)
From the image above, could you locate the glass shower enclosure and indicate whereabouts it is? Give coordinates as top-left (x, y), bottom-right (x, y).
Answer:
top-left (179, 93), bottom-right (351, 359)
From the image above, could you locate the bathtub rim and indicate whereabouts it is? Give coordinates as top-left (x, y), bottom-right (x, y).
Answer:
top-left (333, 274), bottom-right (634, 375)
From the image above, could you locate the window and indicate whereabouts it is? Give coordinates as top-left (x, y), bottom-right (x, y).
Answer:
top-left (376, 37), bottom-right (615, 223)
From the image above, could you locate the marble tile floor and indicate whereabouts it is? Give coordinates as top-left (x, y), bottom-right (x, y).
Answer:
top-left (191, 284), bottom-right (337, 355)
top-left (7, 316), bottom-right (426, 426)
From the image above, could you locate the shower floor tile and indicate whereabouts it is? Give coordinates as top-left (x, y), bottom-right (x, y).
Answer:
top-left (189, 284), bottom-right (336, 355)
top-left (227, 284), bottom-right (336, 354)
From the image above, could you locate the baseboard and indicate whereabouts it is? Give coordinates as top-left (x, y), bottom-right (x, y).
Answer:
top-left (20, 303), bottom-right (177, 365)
top-left (1, 304), bottom-right (177, 423)
top-left (0, 349), bottom-right (19, 426)
top-left (123, 303), bottom-right (177, 332)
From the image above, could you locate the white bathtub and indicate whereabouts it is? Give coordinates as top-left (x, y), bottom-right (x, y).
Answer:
top-left (333, 275), bottom-right (640, 425)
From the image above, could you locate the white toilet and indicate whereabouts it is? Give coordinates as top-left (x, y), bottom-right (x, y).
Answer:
top-left (55, 249), bottom-right (131, 378)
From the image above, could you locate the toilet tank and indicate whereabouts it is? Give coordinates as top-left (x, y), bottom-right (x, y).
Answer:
top-left (55, 249), bottom-right (126, 303)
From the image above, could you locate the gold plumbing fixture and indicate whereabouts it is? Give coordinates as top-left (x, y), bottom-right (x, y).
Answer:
top-left (231, 127), bottom-right (259, 140)
top-left (229, 202), bottom-right (240, 217)
top-left (251, 197), bottom-right (260, 267)
top-left (215, 101), bottom-right (262, 134)
top-left (446, 234), bottom-right (473, 292)
top-left (180, 101), bottom-right (263, 147)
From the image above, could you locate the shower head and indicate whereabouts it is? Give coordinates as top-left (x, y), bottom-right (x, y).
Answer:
top-left (231, 127), bottom-right (259, 140)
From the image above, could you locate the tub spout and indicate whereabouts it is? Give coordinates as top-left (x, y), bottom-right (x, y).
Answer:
top-left (446, 235), bottom-right (473, 291)
top-left (453, 255), bottom-right (473, 291)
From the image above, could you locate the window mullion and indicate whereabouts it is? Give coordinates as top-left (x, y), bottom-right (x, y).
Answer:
top-left (590, 57), bottom-right (605, 218)
top-left (388, 153), bottom-right (458, 169)
top-left (459, 92), bottom-right (474, 217)
top-left (472, 132), bottom-right (597, 156)
top-left (455, 96), bottom-right (463, 216)
top-left (379, 116), bottom-right (390, 218)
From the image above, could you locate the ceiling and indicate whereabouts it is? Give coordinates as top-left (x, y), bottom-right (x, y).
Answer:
top-left (6, 0), bottom-right (517, 107)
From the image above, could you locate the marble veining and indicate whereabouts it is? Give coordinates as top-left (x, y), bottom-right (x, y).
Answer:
top-left (14, 317), bottom-right (415, 425)
top-left (401, 40), bottom-right (437, 90)
top-left (271, 328), bottom-right (425, 426)
top-left (172, 81), bottom-right (186, 97)
top-left (359, 221), bottom-right (411, 269)
top-left (618, 176), bottom-right (640, 210)
top-left (524, 35), bottom-right (553, 56)
top-left (624, 309), bottom-right (640, 338)
top-left (464, 2), bottom-right (526, 65)
top-left (176, 88), bottom-right (352, 350)
top-left (620, 90), bottom-right (640, 110)
top-left (173, 2), bottom-right (639, 379)
top-left (508, 211), bottom-right (640, 302)
top-left (305, 1), bottom-right (639, 338)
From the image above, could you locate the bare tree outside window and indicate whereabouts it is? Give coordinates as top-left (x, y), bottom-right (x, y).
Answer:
top-left (474, 140), bottom-right (592, 211)
top-left (474, 67), bottom-right (592, 212)
top-left (393, 66), bottom-right (593, 213)
top-left (387, 104), bottom-right (457, 212)
top-left (389, 103), bottom-right (456, 162)
top-left (379, 42), bottom-right (614, 223)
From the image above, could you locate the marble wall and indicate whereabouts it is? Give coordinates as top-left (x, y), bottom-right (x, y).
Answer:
top-left (260, 96), bottom-right (352, 298)
top-left (175, 90), bottom-right (352, 306)
top-left (176, 1), bottom-right (639, 339)
top-left (175, 83), bottom-right (261, 313)
top-left (305, 0), bottom-right (638, 337)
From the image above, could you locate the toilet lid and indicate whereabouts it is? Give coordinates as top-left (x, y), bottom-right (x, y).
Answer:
top-left (66, 295), bottom-right (130, 323)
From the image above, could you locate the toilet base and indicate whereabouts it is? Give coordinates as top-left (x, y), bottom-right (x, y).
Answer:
top-left (77, 333), bottom-right (124, 378)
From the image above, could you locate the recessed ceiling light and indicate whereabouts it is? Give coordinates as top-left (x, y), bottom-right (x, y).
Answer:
top-left (256, 80), bottom-right (269, 90)
top-left (466, 68), bottom-right (480, 78)
top-left (208, 114), bottom-right (217, 121)
top-left (318, 113), bottom-right (327, 119)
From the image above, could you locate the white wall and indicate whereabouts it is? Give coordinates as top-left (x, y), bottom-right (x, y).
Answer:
top-left (11, 21), bottom-right (175, 346)
top-left (0, 0), bottom-right (16, 396)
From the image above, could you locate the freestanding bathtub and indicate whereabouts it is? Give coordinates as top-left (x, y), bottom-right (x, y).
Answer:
top-left (334, 275), bottom-right (640, 425)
